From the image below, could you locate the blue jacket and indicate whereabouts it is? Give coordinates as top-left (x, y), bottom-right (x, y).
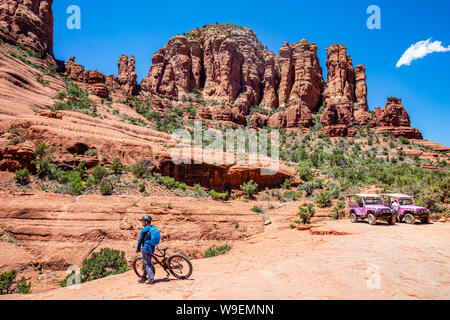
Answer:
top-left (137, 225), bottom-right (155, 253)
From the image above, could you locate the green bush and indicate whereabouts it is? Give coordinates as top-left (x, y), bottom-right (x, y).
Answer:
top-left (14, 168), bottom-right (31, 185)
top-left (332, 201), bottom-right (346, 220)
top-left (99, 180), bottom-right (113, 196)
top-left (80, 248), bottom-right (128, 283)
top-left (295, 204), bottom-right (315, 225)
top-left (193, 184), bottom-right (207, 198)
top-left (240, 180), bottom-right (259, 198)
top-left (251, 205), bottom-right (263, 213)
top-left (32, 144), bottom-right (55, 177)
top-left (110, 158), bottom-right (124, 174)
top-left (0, 270), bottom-right (31, 295)
top-left (209, 190), bottom-right (229, 201)
top-left (315, 190), bottom-right (332, 208)
top-left (204, 245), bottom-right (232, 258)
top-left (138, 182), bottom-right (146, 193)
top-left (281, 178), bottom-right (291, 189)
top-left (298, 165), bottom-right (314, 182)
top-left (283, 190), bottom-right (300, 201)
top-left (50, 79), bottom-right (98, 117)
top-left (61, 171), bottom-right (85, 195)
top-left (299, 179), bottom-right (323, 197)
top-left (92, 165), bottom-right (109, 183)
top-left (129, 160), bottom-right (152, 178)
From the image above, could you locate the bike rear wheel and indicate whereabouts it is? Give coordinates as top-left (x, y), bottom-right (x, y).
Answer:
top-left (132, 256), bottom-right (155, 279)
top-left (168, 254), bottom-right (193, 280)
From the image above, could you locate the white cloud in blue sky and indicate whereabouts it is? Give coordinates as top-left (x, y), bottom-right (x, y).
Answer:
top-left (396, 39), bottom-right (450, 68)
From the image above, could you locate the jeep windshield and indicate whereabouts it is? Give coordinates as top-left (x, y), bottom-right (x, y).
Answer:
top-left (364, 198), bottom-right (383, 205)
top-left (398, 198), bottom-right (414, 205)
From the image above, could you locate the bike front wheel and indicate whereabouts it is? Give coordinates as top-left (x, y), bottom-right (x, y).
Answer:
top-left (168, 254), bottom-right (193, 280)
top-left (132, 256), bottom-right (155, 279)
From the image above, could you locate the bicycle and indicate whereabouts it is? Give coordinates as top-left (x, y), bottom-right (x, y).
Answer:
top-left (132, 246), bottom-right (193, 280)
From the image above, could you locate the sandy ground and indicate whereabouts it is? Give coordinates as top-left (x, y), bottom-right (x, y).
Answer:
top-left (5, 219), bottom-right (449, 300)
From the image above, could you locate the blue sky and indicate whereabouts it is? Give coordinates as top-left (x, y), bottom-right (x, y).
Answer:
top-left (53, 0), bottom-right (450, 146)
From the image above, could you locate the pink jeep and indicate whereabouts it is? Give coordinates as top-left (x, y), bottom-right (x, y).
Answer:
top-left (346, 194), bottom-right (396, 225)
top-left (381, 194), bottom-right (431, 224)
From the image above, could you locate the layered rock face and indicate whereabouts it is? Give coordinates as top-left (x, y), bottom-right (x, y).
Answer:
top-left (62, 55), bottom-right (139, 99)
top-left (320, 44), bottom-right (374, 136)
top-left (321, 44), bottom-right (357, 129)
top-left (0, 0), bottom-right (53, 56)
top-left (142, 25), bottom-right (270, 118)
top-left (267, 39), bottom-right (324, 128)
top-left (372, 97), bottom-right (423, 139)
top-left (142, 25), bottom-right (325, 129)
top-left (117, 55), bottom-right (138, 96)
top-left (62, 57), bottom-right (110, 98)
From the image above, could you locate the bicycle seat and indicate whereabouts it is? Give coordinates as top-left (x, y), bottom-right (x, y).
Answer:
top-left (160, 247), bottom-right (168, 252)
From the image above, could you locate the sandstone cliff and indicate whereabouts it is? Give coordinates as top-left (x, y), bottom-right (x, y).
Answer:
top-left (0, 0), bottom-right (53, 56)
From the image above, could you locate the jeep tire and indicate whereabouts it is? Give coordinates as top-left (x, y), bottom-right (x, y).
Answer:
top-left (368, 214), bottom-right (377, 225)
top-left (405, 214), bottom-right (415, 225)
top-left (350, 213), bottom-right (358, 223)
top-left (388, 215), bottom-right (396, 225)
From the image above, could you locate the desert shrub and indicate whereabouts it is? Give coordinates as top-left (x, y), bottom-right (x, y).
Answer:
top-left (281, 178), bottom-right (291, 189)
top-left (326, 182), bottom-right (341, 200)
top-left (99, 180), bottom-right (113, 196)
top-left (251, 205), bottom-right (263, 213)
top-left (84, 150), bottom-right (98, 157)
top-left (79, 248), bottom-right (128, 283)
top-left (60, 171), bottom-right (85, 195)
top-left (204, 245), bottom-right (232, 258)
top-left (192, 184), bottom-right (207, 198)
top-left (209, 190), bottom-right (229, 201)
top-left (14, 168), bottom-right (31, 185)
top-left (399, 136), bottom-right (410, 145)
top-left (92, 165), bottom-right (109, 183)
top-left (298, 165), bottom-right (314, 182)
top-left (240, 180), bottom-right (259, 198)
top-left (315, 190), bottom-right (332, 208)
top-left (138, 182), bottom-right (146, 193)
top-left (50, 79), bottom-right (98, 117)
top-left (299, 179), bottom-right (323, 197)
top-left (332, 201), bottom-right (346, 220)
top-left (309, 150), bottom-right (324, 168)
top-left (295, 205), bottom-right (315, 225)
top-left (0, 270), bottom-right (31, 295)
top-left (76, 161), bottom-right (88, 180)
top-left (129, 160), bottom-right (152, 178)
top-left (110, 158), bottom-right (124, 174)
top-left (283, 190), bottom-right (300, 201)
top-left (158, 176), bottom-right (187, 190)
top-left (32, 144), bottom-right (55, 177)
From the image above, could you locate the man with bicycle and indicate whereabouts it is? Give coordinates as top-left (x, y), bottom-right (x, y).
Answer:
top-left (136, 215), bottom-right (157, 285)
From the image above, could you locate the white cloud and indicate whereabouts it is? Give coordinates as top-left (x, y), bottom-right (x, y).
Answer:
top-left (396, 39), bottom-right (450, 68)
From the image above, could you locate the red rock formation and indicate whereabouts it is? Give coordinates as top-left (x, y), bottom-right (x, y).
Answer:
top-left (260, 51), bottom-right (279, 111)
top-left (373, 97), bottom-right (411, 127)
top-left (0, 145), bottom-right (34, 172)
top-left (142, 25), bottom-right (279, 123)
top-left (62, 57), bottom-right (110, 98)
top-left (118, 55), bottom-right (138, 96)
top-left (354, 65), bottom-right (368, 111)
top-left (372, 97), bottom-right (423, 139)
top-left (321, 44), bottom-right (356, 129)
top-left (273, 39), bottom-right (324, 128)
top-left (0, 0), bottom-right (53, 56)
